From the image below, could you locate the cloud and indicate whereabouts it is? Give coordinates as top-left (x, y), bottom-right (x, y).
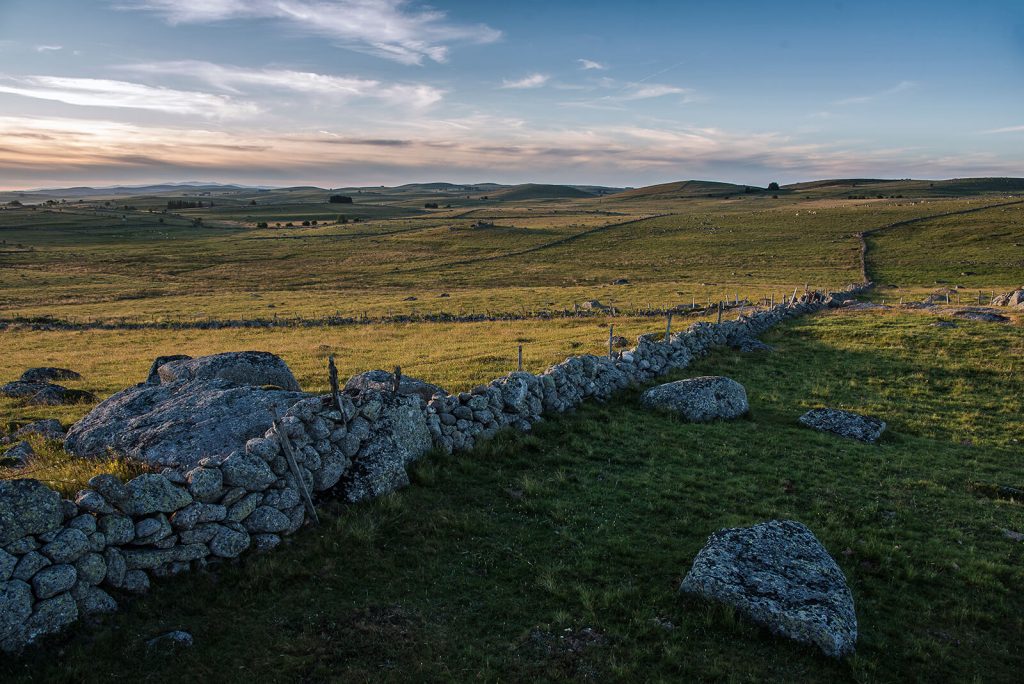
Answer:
top-left (126, 60), bottom-right (444, 108)
top-left (0, 76), bottom-right (256, 118)
top-left (620, 83), bottom-right (692, 101)
top-left (500, 73), bottom-right (550, 89)
top-left (116, 0), bottom-right (501, 65)
top-left (980, 124), bottom-right (1024, 134)
top-left (835, 80), bottom-right (916, 105)
top-left (34, 45), bottom-right (63, 52)
top-left (577, 59), bottom-right (606, 70)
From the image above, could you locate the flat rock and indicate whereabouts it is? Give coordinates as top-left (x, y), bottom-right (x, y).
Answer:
top-left (953, 308), bottom-right (1011, 324)
top-left (0, 381), bottom-right (52, 400)
top-left (19, 368), bottom-right (82, 383)
top-left (157, 351), bottom-right (301, 391)
top-left (640, 376), bottom-right (749, 422)
top-left (680, 520), bottom-right (857, 658)
top-left (345, 369), bottom-right (447, 402)
top-left (798, 408), bottom-right (886, 443)
top-left (26, 385), bottom-right (98, 406)
top-left (14, 419), bottom-right (65, 441)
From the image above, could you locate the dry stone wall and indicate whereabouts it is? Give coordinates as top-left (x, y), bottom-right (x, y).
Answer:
top-left (0, 285), bottom-right (867, 653)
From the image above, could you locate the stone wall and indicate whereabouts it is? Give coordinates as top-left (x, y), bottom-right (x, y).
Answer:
top-left (0, 285), bottom-right (867, 653)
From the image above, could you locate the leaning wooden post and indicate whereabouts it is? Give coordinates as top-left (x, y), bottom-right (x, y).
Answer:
top-left (392, 365), bottom-right (402, 395)
top-left (771, 292), bottom-right (775, 307)
top-left (717, 301), bottom-right (723, 324)
top-left (328, 355), bottom-right (342, 413)
top-left (274, 418), bottom-right (319, 526)
top-left (608, 324), bottom-right (615, 358)
top-left (517, 345), bottom-right (523, 372)
top-left (665, 312), bottom-right (673, 342)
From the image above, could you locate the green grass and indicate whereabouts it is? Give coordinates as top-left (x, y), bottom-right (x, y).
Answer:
top-left (3, 310), bottom-right (1021, 682)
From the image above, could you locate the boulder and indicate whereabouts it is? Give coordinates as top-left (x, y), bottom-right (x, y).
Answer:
top-left (345, 369), bottom-right (446, 402)
top-left (3, 442), bottom-right (34, 466)
top-left (798, 408), bottom-right (886, 443)
top-left (340, 393), bottom-right (432, 503)
top-left (121, 474), bottom-right (192, 516)
top-left (953, 309), bottom-right (1011, 324)
top-left (19, 368), bottom-right (82, 383)
top-left (640, 376), bottom-right (749, 422)
top-left (0, 381), bottom-right (52, 400)
top-left (145, 354), bottom-right (192, 385)
top-left (991, 288), bottom-right (1024, 308)
top-left (65, 374), bottom-right (307, 469)
top-left (580, 299), bottom-right (608, 310)
top-left (14, 419), bottom-right (65, 441)
top-left (0, 479), bottom-right (63, 546)
top-left (680, 520), bottom-right (857, 658)
top-left (157, 351), bottom-right (300, 391)
top-left (26, 385), bottom-right (98, 406)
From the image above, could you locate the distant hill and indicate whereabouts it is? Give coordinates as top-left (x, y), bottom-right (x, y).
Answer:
top-left (610, 180), bottom-right (761, 200)
top-left (783, 177), bottom-right (1024, 197)
top-left (18, 182), bottom-right (257, 197)
top-left (490, 184), bottom-right (596, 201)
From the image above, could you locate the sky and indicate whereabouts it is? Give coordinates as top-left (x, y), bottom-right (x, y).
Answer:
top-left (0, 0), bottom-right (1022, 189)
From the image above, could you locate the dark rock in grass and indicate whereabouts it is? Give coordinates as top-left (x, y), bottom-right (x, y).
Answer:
top-left (798, 408), bottom-right (886, 443)
top-left (640, 376), bottom-right (749, 422)
top-left (345, 369), bottom-right (447, 402)
top-left (732, 336), bottom-right (775, 353)
top-left (65, 359), bottom-right (308, 469)
top-left (147, 630), bottom-right (193, 650)
top-left (952, 308), bottom-right (1010, 324)
top-left (610, 335), bottom-right (630, 349)
top-left (157, 351), bottom-right (301, 391)
top-left (14, 419), bottom-right (65, 441)
top-left (145, 354), bottom-right (192, 385)
top-left (3, 441), bottom-right (34, 466)
top-left (680, 520), bottom-right (857, 658)
top-left (19, 368), bottom-right (82, 383)
top-left (0, 381), bottom-right (52, 400)
top-left (27, 385), bottom-right (98, 406)
top-left (0, 478), bottom-right (63, 546)
top-left (930, 320), bottom-right (957, 328)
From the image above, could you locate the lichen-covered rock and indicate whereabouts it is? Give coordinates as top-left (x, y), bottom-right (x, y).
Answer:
top-left (12, 551), bottom-right (50, 582)
top-left (0, 479), bottom-right (63, 546)
top-left (157, 351), bottom-right (301, 391)
top-left (680, 520), bottom-right (857, 658)
top-left (185, 466), bottom-right (223, 502)
top-left (31, 564), bottom-right (77, 599)
top-left (345, 369), bottom-right (446, 402)
top-left (0, 580), bottom-right (34, 644)
top-left (122, 474), bottom-right (192, 516)
top-left (221, 452), bottom-right (276, 491)
top-left (74, 552), bottom-right (107, 586)
top-left (2, 441), bottom-right (34, 465)
top-left (72, 584), bottom-right (117, 615)
top-left (145, 354), bottom-right (192, 385)
top-left (243, 506), bottom-right (291, 533)
top-left (640, 376), bottom-right (749, 422)
top-left (0, 381), bottom-right (52, 400)
top-left (19, 368), bottom-right (82, 383)
top-left (40, 528), bottom-right (90, 564)
top-left (14, 419), bottom-right (65, 441)
top-left (25, 592), bottom-right (78, 643)
top-left (26, 385), bottom-right (98, 406)
top-left (798, 408), bottom-right (886, 444)
top-left (208, 525), bottom-right (250, 558)
top-left (0, 550), bottom-right (16, 581)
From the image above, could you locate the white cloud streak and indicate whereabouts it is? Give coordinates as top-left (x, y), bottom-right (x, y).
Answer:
top-left (500, 73), bottom-right (549, 89)
top-left (34, 45), bottom-right (63, 52)
top-left (835, 80), bottom-right (916, 105)
top-left (577, 59), bottom-right (606, 70)
top-left (980, 124), bottom-right (1024, 134)
top-left (116, 0), bottom-right (502, 65)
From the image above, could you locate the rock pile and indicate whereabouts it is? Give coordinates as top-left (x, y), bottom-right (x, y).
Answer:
top-left (990, 289), bottom-right (1023, 309)
top-left (680, 520), bottom-right (857, 658)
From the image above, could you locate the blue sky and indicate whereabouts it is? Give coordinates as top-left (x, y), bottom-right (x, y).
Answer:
top-left (0, 0), bottom-right (1021, 189)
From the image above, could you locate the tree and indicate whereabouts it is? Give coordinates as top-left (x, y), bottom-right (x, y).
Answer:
top-left (329, 194), bottom-right (353, 204)
top-left (768, 181), bottom-right (780, 191)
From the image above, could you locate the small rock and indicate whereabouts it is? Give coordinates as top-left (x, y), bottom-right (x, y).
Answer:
top-left (798, 408), bottom-right (886, 443)
top-left (147, 630), bottom-right (193, 650)
top-left (122, 474), bottom-right (193, 516)
top-left (14, 419), bottom-right (65, 441)
top-left (31, 564), bottom-right (77, 599)
top-left (3, 442), bottom-right (34, 465)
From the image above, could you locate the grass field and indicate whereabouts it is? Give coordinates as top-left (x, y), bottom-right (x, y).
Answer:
top-left (2, 309), bottom-right (1021, 682)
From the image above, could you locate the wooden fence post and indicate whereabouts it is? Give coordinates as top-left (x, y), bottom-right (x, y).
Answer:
top-left (717, 301), bottom-right (723, 324)
top-left (665, 312), bottom-right (673, 342)
top-left (517, 345), bottom-right (523, 372)
top-left (328, 355), bottom-right (342, 413)
top-left (273, 418), bottom-right (320, 526)
top-left (608, 324), bottom-right (615, 358)
top-left (392, 366), bottom-right (402, 395)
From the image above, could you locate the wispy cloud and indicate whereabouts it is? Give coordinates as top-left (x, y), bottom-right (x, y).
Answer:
top-left (620, 83), bottom-right (691, 101)
top-left (500, 73), bottom-right (549, 89)
top-left (126, 60), bottom-right (444, 108)
top-left (980, 124), bottom-right (1024, 134)
top-left (835, 80), bottom-right (916, 105)
top-left (0, 76), bottom-right (256, 118)
top-left (577, 59), bottom-right (606, 70)
top-left (34, 45), bottom-right (63, 52)
top-left (116, 0), bottom-right (501, 65)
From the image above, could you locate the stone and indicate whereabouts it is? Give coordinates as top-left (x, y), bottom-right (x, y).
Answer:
top-left (19, 367), bottom-right (82, 383)
top-left (185, 466), bottom-right (224, 502)
top-left (245, 436), bottom-right (278, 461)
top-left (120, 570), bottom-right (150, 594)
top-left (243, 506), bottom-right (290, 534)
top-left (226, 492), bottom-right (262, 522)
top-left (344, 369), bottom-right (447, 402)
top-left (122, 474), bottom-right (192, 516)
top-left (313, 449), bottom-right (349, 491)
top-left (340, 394), bottom-right (432, 503)
top-left (87, 474), bottom-right (130, 507)
top-left (3, 441), bottom-right (34, 465)
top-left (72, 584), bottom-right (117, 615)
top-left (145, 354), bottom-right (192, 385)
top-left (98, 514), bottom-right (135, 545)
top-left (147, 630), bottom-right (193, 650)
top-left (14, 419), bottom-right (65, 441)
top-left (40, 528), bottom-right (90, 564)
top-left (134, 515), bottom-right (172, 544)
top-left (75, 490), bottom-right (115, 515)
top-left (158, 351), bottom-right (301, 391)
top-left (221, 452), bottom-right (277, 491)
top-left (0, 381), bottom-right (53, 400)
top-left (67, 514), bottom-right (97, 535)
top-left (798, 408), bottom-right (886, 444)
top-left (65, 360), bottom-right (308, 468)
top-left (0, 549), bottom-right (16, 581)
top-left (732, 337), bottom-right (774, 353)
top-left (252, 534), bottom-right (281, 552)
top-left (641, 376), bottom-right (749, 422)
top-left (31, 564), bottom-right (77, 599)
top-left (952, 309), bottom-right (1010, 324)
top-left (25, 592), bottom-right (77, 642)
top-left (74, 552), bottom-right (107, 586)
top-left (26, 385), bottom-right (98, 406)
top-left (0, 478), bottom-right (63, 546)
top-left (680, 520), bottom-right (857, 658)
top-left (124, 544), bottom-right (207, 570)
top-left (209, 525), bottom-right (250, 558)
top-left (0, 580), bottom-right (34, 643)
top-left (102, 548), bottom-right (126, 588)
top-left (12, 551), bottom-right (50, 582)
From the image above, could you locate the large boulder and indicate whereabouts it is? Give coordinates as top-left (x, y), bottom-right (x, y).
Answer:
top-left (19, 368), bottom-right (82, 383)
top-left (640, 376), bottom-right (749, 422)
top-left (991, 289), bottom-right (1024, 308)
top-left (339, 393), bottom-right (432, 503)
top-left (680, 520), bottom-right (857, 658)
top-left (798, 408), bottom-right (886, 443)
top-left (65, 352), bottom-right (308, 468)
top-left (344, 369), bottom-right (446, 402)
top-left (157, 351), bottom-right (300, 391)
top-left (0, 479), bottom-right (63, 546)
